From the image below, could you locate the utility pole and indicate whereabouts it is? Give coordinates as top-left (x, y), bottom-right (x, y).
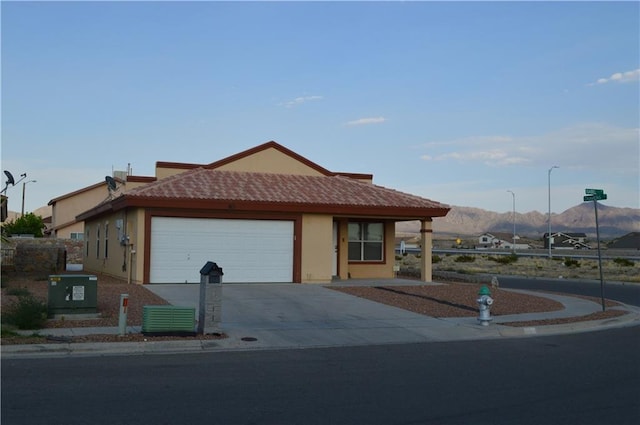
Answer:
top-left (507, 190), bottom-right (516, 252)
top-left (21, 180), bottom-right (36, 217)
top-left (547, 166), bottom-right (559, 258)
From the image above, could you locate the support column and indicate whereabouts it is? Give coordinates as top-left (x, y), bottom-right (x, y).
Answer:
top-left (420, 219), bottom-right (433, 282)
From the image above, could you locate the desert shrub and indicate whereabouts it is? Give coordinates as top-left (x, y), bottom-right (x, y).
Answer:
top-left (454, 255), bottom-right (475, 263)
top-left (1, 326), bottom-right (20, 337)
top-left (488, 254), bottom-right (518, 264)
top-left (563, 257), bottom-right (580, 268)
top-left (1, 213), bottom-right (45, 237)
top-left (2, 295), bottom-right (47, 330)
top-left (432, 255), bottom-right (442, 264)
top-left (5, 287), bottom-right (31, 297)
top-left (613, 258), bottom-right (634, 267)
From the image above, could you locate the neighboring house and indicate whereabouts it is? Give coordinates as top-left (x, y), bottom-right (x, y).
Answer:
top-left (395, 234), bottom-right (421, 255)
top-left (477, 232), bottom-right (530, 250)
top-left (76, 141), bottom-right (450, 284)
top-left (607, 232), bottom-right (640, 250)
top-left (47, 177), bottom-right (126, 239)
top-left (543, 232), bottom-right (591, 250)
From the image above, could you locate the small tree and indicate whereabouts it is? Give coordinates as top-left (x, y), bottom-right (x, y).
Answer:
top-left (1, 213), bottom-right (45, 237)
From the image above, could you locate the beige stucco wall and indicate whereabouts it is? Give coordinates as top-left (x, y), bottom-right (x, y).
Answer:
top-left (216, 148), bottom-right (326, 176)
top-left (155, 167), bottom-right (186, 180)
top-left (155, 147), bottom-right (326, 180)
top-left (54, 221), bottom-right (85, 240)
top-left (51, 185), bottom-right (110, 238)
top-left (82, 208), bottom-right (144, 284)
top-left (83, 211), bottom-right (126, 279)
top-left (336, 220), bottom-right (350, 280)
top-left (420, 219), bottom-right (433, 282)
top-left (51, 183), bottom-right (138, 239)
top-left (300, 214), bottom-right (334, 284)
top-left (128, 208), bottom-right (145, 284)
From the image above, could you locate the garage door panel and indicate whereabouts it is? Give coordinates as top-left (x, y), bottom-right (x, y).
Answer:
top-left (150, 218), bottom-right (293, 283)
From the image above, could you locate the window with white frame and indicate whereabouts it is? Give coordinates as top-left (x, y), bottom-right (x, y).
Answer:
top-left (70, 232), bottom-right (84, 241)
top-left (348, 222), bottom-right (384, 261)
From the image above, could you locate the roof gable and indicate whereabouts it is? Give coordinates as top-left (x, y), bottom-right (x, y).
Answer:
top-left (155, 141), bottom-right (373, 181)
top-left (480, 232), bottom-right (514, 241)
top-left (206, 141), bottom-right (331, 176)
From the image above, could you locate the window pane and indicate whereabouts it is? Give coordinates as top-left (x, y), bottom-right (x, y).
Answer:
top-left (363, 242), bottom-right (383, 261)
top-left (348, 223), bottom-right (361, 241)
top-left (348, 242), bottom-right (361, 261)
top-left (364, 223), bottom-right (383, 241)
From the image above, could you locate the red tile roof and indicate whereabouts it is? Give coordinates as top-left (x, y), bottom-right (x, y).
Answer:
top-left (140, 168), bottom-right (442, 205)
top-left (79, 168), bottom-right (450, 220)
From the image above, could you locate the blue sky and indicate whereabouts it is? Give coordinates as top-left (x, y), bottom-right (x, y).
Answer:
top-left (2, 1), bottom-right (639, 215)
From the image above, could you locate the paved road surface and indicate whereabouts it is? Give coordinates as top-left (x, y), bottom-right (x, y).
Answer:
top-left (497, 276), bottom-right (640, 306)
top-left (3, 326), bottom-right (639, 425)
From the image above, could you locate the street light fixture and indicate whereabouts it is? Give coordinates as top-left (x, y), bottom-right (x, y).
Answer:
top-left (547, 166), bottom-right (559, 258)
top-left (507, 190), bottom-right (516, 252)
top-left (21, 180), bottom-right (36, 217)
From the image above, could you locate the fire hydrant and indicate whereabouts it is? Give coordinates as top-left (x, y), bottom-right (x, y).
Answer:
top-left (477, 285), bottom-right (494, 326)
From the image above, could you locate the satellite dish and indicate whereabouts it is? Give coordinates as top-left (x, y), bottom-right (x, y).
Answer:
top-left (4, 171), bottom-right (15, 186)
top-left (105, 176), bottom-right (117, 192)
top-left (1, 171), bottom-right (16, 195)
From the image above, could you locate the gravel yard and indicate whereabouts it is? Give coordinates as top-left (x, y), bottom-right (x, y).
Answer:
top-left (428, 253), bottom-right (639, 283)
top-left (0, 271), bottom-right (630, 345)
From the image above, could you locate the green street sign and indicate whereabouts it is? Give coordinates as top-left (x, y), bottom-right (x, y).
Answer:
top-left (585, 188), bottom-right (604, 195)
top-left (584, 194), bottom-right (607, 201)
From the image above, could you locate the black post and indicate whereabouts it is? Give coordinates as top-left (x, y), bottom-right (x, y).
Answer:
top-left (594, 199), bottom-right (605, 311)
top-left (197, 273), bottom-right (206, 335)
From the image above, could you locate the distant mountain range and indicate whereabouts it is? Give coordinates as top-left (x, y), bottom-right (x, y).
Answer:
top-left (397, 202), bottom-right (640, 239)
top-left (9, 202), bottom-right (638, 240)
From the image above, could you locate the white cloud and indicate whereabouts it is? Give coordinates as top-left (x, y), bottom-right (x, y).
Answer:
top-left (279, 95), bottom-right (323, 108)
top-left (420, 123), bottom-right (639, 173)
top-left (345, 117), bottom-right (387, 126)
top-left (588, 68), bottom-right (640, 86)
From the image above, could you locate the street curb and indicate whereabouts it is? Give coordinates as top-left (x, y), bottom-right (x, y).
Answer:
top-left (498, 310), bottom-right (640, 337)
top-left (4, 311), bottom-right (640, 359)
top-left (1, 339), bottom-right (218, 358)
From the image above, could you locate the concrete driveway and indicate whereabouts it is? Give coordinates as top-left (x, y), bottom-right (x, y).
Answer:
top-left (144, 280), bottom-right (509, 348)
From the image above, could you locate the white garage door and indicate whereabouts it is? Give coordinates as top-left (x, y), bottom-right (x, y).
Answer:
top-left (150, 217), bottom-right (294, 283)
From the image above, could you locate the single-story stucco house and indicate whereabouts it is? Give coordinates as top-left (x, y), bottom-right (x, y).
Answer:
top-left (77, 141), bottom-right (450, 284)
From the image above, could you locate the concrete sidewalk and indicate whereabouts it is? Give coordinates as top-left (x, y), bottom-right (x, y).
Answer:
top-left (4, 280), bottom-right (640, 358)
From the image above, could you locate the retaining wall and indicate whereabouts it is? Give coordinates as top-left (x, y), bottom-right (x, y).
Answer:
top-left (2, 238), bottom-right (84, 275)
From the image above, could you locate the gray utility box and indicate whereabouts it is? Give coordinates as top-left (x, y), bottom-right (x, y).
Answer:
top-left (48, 274), bottom-right (98, 316)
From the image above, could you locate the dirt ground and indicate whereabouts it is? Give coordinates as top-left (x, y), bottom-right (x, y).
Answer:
top-left (0, 271), bottom-right (629, 345)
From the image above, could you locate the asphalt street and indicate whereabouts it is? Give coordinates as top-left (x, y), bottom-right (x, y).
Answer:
top-left (497, 276), bottom-right (640, 306)
top-left (3, 326), bottom-right (639, 425)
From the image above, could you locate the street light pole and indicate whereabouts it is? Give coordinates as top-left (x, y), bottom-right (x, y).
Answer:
top-left (21, 180), bottom-right (36, 217)
top-left (507, 190), bottom-right (516, 252)
top-left (547, 166), bottom-right (559, 259)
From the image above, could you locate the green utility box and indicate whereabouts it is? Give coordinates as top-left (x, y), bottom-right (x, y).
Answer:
top-left (142, 305), bottom-right (196, 335)
top-left (48, 274), bottom-right (98, 316)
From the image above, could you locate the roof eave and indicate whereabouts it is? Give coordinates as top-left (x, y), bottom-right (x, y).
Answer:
top-left (79, 196), bottom-right (450, 221)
